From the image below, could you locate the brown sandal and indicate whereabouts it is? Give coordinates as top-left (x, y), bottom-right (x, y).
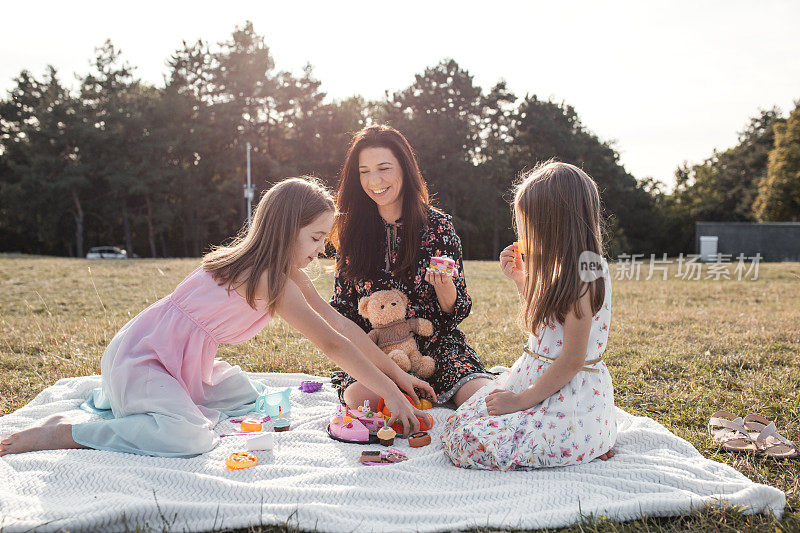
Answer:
top-left (708, 410), bottom-right (757, 453)
top-left (742, 414), bottom-right (798, 459)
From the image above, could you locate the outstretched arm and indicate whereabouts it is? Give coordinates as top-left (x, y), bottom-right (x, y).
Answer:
top-left (290, 269), bottom-right (437, 403)
top-left (276, 278), bottom-right (428, 434)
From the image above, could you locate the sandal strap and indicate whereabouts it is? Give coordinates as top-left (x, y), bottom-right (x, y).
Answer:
top-left (709, 415), bottom-right (748, 436)
top-left (743, 413), bottom-right (771, 427)
top-left (756, 421), bottom-right (794, 447)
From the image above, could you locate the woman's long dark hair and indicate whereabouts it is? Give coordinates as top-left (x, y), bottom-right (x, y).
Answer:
top-left (331, 125), bottom-right (430, 281)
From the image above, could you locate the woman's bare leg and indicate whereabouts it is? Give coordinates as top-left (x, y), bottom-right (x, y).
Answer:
top-left (452, 377), bottom-right (493, 407)
top-left (0, 415), bottom-right (88, 456)
top-left (342, 381), bottom-right (381, 410)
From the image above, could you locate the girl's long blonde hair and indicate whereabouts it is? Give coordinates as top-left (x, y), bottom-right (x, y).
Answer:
top-left (513, 161), bottom-right (606, 335)
top-left (202, 177), bottom-right (335, 313)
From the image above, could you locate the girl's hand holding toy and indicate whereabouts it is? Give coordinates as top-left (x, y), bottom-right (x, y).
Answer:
top-left (499, 243), bottom-right (525, 291)
top-left (382, 391), bottom-right (428, 437)
top-left (393, 370), bottom-right (437, 407)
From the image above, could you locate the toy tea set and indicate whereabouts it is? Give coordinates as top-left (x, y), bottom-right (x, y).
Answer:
top-left (224, 256), bottom-right (455, 470)
top-left (224, 384), bottom-right (434, 470)
top-left (223, 382), bottom-right (316, 469)
top-left (326, 395), bottom-right (434, 446)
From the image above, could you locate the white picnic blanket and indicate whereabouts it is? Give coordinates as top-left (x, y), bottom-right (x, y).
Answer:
top-left (0, 371), bottom-right (786, 532)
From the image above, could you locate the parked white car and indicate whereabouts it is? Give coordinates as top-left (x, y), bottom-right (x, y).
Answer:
top-left (86, 246), bottom-right (128, 259)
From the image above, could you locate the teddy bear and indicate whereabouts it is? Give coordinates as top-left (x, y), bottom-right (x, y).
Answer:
top-left (358, 289), bottom-right (436, 379)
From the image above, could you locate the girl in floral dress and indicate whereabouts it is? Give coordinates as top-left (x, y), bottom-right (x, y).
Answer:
top-left (441, 161), bottom-right (616, 470)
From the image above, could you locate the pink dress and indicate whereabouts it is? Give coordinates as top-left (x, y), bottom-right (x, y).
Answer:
top-left (72, 267), bottom-right (272, 457)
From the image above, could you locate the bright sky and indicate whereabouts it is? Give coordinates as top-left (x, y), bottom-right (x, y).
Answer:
top-left (2, 0), bottom-right (798, 190)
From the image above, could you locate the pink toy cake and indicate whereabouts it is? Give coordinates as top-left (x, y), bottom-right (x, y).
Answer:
top-left (329, 405), bottom-right (369, 442)
top-left (351, 400), bottom-right (386, 432)
top-left (428, 256), bottom-right (455, 276)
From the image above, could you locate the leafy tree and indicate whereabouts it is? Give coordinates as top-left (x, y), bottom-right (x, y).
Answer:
top-left (79, 40), bottom-right (140, 255)
top-left (383, 59), bottom-right (484, 254)
top-left (511, 95), bottom-right (658, 256)
top-left (673, 109), bottom-right (780, 222)
top-left (475, 80), bottom-right (518, 259)
top-left (753, 103), bottom-right (800, 221)
top-left (0, 67), bottom-right (86, 255)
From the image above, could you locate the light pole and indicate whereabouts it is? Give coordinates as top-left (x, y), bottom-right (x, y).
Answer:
top-left (243, 142), bottom-right (255, 226)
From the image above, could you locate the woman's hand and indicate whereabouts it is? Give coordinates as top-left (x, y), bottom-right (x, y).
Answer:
top-left (392, 371), bottom-right (437, 406)
top-left (425, 269), bottom-right (456, 313)
top-left (383, 392), bottom-right (427, 437)
top-left (499, 244), bottom-right (525, 290)
top-left (485, 389), bottom-right (523, 416)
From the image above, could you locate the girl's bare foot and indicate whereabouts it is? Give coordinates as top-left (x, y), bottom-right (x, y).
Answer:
top-left (0, 415), bottom-right (87, 456)
top-left (597, 448), bottom-right (616, 461)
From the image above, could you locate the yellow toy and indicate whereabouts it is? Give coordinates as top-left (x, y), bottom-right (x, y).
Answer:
top-left (225, 451), bottom-right (258, 470)
top-left (417, 399), bottom-right (433, 410)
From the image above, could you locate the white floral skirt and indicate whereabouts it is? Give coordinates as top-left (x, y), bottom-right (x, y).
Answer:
top-left (441, 352), bottom-right (617, 470)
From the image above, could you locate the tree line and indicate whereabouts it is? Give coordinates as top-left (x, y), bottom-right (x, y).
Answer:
top-left (1, 22), bottom-right (798, 260)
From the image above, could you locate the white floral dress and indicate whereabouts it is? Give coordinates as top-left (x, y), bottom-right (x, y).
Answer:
top-left (441, 279), bottom-right (616, 470)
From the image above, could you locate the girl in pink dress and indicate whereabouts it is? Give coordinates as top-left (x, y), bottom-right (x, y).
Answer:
top-left (441, 161), bottom-right (616, 469)
top-left (1, 178), bottom-right (435, 458)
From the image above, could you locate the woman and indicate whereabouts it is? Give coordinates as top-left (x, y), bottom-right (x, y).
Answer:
top-left (329, 125), bottom-right (494, 408)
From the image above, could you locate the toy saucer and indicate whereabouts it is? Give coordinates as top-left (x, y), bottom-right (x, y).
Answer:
top-left (326, 424), bottom-right (380, 445)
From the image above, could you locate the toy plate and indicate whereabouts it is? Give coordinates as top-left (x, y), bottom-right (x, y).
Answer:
top-left (326, 424), bottom-right (381, 445)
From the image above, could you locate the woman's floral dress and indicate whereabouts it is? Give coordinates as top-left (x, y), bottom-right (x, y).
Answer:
top-left (440, 278), bottom-right (616, 470)
top-left (330, 208), bottom-right (494, 404)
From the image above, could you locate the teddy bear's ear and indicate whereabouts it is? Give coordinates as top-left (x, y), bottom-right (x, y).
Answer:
top-left (358, 296), bottom-right (371, 318)
top-left (398, 291), bottom-right (409, 308)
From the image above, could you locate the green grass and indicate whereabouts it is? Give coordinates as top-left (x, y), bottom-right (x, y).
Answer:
top-left (1, 254), bottom-right (798, 532)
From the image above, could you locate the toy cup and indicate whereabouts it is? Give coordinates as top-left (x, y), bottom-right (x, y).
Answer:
top-left (254, 387), bottom-right (291, 418)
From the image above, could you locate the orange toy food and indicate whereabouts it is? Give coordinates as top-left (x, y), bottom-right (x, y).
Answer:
top-left (409, 431), bottom-right (432, 448)
top-left (225, 452), bottom-right (258, 470)
top-left (240, 419), bottom-right (263, 432)
top-left (376, 395), bottom-right (434, 435)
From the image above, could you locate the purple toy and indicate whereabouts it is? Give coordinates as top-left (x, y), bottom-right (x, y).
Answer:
top-left (228, 415), bottom-right (271, 424)
top-left (299, 381), bottom-right (323, 393)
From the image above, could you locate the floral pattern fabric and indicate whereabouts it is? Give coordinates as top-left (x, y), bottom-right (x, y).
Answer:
top-left (330, 208), bottom-right (494, 404)
top-left (440, 278), bottom-right (616, 470)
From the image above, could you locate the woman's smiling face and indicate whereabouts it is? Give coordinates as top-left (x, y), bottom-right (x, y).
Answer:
top-left (359, 146), bottom-right (404, 217)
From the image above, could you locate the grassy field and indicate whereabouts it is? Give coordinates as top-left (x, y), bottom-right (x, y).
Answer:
top-left (0, 254), bottom-right (798, 532)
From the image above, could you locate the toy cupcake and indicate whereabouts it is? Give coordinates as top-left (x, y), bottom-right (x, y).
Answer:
top-left (274, 406), bottom-right (290, 432)
top-left (376, 422), bottom-right (396, 446)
